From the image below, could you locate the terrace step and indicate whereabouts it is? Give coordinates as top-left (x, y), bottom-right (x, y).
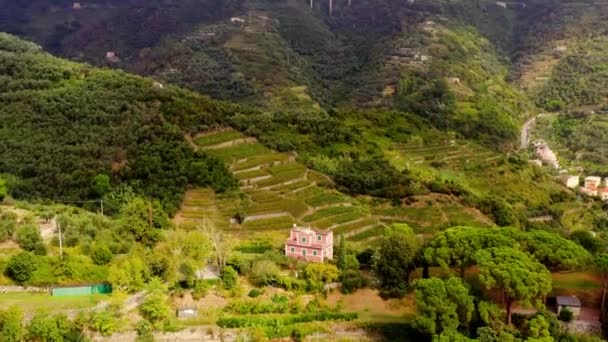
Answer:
top-left (343, 224), bottom-right (380, 238)
top-left (243, 212), bottom-right (291, 222)
top-left (201, 137), bottom-right (257, 150)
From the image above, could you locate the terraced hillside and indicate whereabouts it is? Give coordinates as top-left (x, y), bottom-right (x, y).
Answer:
top-left (177, 129), bottom-right (494, 245)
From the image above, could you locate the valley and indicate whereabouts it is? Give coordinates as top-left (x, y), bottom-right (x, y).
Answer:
top-left (2, 0), bottom-right (608, 341)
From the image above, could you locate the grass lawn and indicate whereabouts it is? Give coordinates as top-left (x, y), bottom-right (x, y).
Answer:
top-left (0, 293), bottom-right (108, 312)
top-left (325, 288), bottom-right (414, 323)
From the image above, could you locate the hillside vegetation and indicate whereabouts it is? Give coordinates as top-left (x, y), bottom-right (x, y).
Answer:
top-left (0, 33), bottom-right (237, 213)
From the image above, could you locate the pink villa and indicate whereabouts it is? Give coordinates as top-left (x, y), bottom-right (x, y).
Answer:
top-left (285, 225), bottom-right (333, 262)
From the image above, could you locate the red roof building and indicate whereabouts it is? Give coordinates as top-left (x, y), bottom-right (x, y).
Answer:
top-left (285, 225), bottom-right (333, 262)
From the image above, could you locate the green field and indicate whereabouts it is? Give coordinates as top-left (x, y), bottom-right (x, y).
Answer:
top-left (0, 293), bottom-right (108, 312)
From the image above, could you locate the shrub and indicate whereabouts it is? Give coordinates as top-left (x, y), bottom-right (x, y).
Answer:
top-left (89, 310), bottom-right (121, 336)
top-left (221, 266), bottom-right (239, 290)
top-left (5, 252), bottom-right (37, 284)
top-left (139, 292), bottom-right (171, 325)
top-left (558, 308), bottom-right (574, 322)
top-left (248, 288), bottom-right (263, 298)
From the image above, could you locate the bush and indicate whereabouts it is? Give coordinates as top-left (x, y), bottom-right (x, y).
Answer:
top-left (248, 288), bottom-right (263, 298)
top-left (559, 308), bottom-right (574, 322)
top-left (5, 252), bottom-right (37, 284)
top-left (221, 266), bottom-right (239, 290)
top-left (139, 292), bottom-right (171, 325)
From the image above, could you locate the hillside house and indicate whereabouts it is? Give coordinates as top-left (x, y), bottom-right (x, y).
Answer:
top-left (533, 141), bottom-right (560, 169)
top-left (285, 225), bottom-right (333, 262)
top-left (585, 176), bottom-right (602, 189)
top-left (556, 296), bottom-right (581, 318)
top-left (580, 186), bottom-right (598, 197)
top-left (564, 175), bottom-right (580, 189)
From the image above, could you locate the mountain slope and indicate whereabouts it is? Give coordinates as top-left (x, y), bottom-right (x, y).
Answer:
top-left (0, 33), bottom-right (238, 213)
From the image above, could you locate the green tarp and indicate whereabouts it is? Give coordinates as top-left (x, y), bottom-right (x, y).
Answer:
top-left (51, 284), bottom-right (112, 296)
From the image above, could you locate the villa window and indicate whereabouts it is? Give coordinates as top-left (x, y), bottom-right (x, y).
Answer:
top-left (302, 249), bottom-right (307, 256)
top-left (290, 247), bottom-right (295, 253)
top-left (302, 237), bottom-right (307, 243)
top-left (317, 235), bottom-right (322, 241)
top-left (313, 250), bottom-right (318, 256)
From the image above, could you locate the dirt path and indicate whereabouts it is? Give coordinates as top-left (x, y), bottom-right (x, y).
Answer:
top-left (521, 114), bottom-right (541, 149)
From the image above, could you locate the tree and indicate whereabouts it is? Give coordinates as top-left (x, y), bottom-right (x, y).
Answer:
top-left (138, 291), bottom-right (170, 325)
top-left (119, 198), bottom-right (172, 247)
top-left (15, 224), bottom-right (46, 255)
top-left (570, 230), bottom-right (602, 254)
top-left (5, 252), bottom-right (37, 284)
top-left (424, 227), bottom-right (518, 277)
top-left (372, 224), bottom-right (419, 298)
top-left (474, 247), bottom-right (552, 325)
top-left (595, 253), bottom-right (608, 317)
top-left (91, 174), bottom-right (111, 196)
top-left (413, 277), bottom-right (474, 335)
top-left (0, 306), bottom-right (23, 342)
top-left (249, 260), bottom-right (279, 286)
top-left (303, 263), bottom-right (339, 284)
top-left (221, 266), bottom-right (239, 290)
top-left (522, 230), bottom-right (591, 270)
top-left (108, 254), bottom-right (149, 292)
top-left (90, 243), bottom-right (113, 265)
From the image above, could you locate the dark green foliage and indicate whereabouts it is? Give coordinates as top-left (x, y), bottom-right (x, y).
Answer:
top-left (5, 252), bottom-right (37, 284)
top-left (558, 308), bottom-right (574, 323)
top-left (0, 33), bottom-right (237, 213)
top-left (570, 230), bottom-right (602, 254)
top-left (248, 288), bottom-right (263, 298)
top-left (372, 224), bottom-right (419, 298)
top-left (138, 292), bottom-right (170, 325)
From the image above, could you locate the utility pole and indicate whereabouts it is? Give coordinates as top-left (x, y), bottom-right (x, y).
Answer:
top-left (57, 218), bottom-right (63, 260)
top-left (100, 199), bottom-right (104, 216)
top-left (329, 0), bottom-right (333, 16)
top-left (310, 0), bottom-right (314, 9)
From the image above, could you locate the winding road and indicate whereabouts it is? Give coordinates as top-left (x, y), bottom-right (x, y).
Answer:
top-left (521, 114), bottom-right (541, 149)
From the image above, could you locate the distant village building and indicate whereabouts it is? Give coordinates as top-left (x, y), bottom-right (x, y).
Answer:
top-left (105, 51), bottom-right (119, 63)
top-left (579, 186), bottom-right (597, 197)
top-left (285, 225), bottom-right (333, 262)
top-left (533, 141), bottom-right (560, 169)
top-left (584, 176), bottom-right (602, 189)
top-left (194, 265), bottom-right (219, 280)
top-left (496, 1), bottom-right (507, 8)
top-left (556, 296), bottom-right (581, 318)
top-left (72, 2), bottom-right (82, 9)
top-left (563, 175), bottom-right (580, 189)
top-left (230, 17), bottom-right (245, 24)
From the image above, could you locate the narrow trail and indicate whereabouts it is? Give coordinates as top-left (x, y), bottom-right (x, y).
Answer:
top-left (521, 114), bottom-right (541, 149)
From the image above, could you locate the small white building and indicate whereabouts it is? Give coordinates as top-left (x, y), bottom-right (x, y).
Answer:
top-left (230, 17), bottom-right (245, 24)
top-left (564, 175), bottom-right (579, 189)
top-left (556, 296), bottom-right (581, 318)
top-left (585, 176), bottom-right (602, 189)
